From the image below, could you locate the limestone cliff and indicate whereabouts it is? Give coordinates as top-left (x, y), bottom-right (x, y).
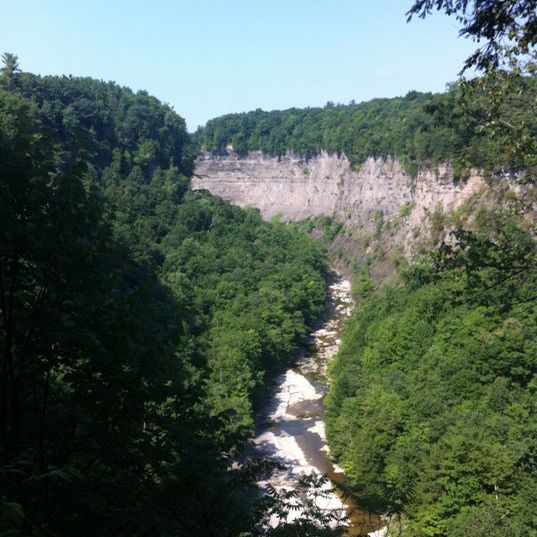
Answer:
top-left (192, 151), bottom-right (489, 267)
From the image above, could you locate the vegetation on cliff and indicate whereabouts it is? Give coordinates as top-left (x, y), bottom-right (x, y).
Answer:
top-left (196, 74), bottom-right (536, 179)
top-left (323, 7), bottom-right (537, 534)
top-left (2, 1), bottom-right (536, 531)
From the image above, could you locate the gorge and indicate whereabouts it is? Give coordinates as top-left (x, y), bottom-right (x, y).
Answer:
top-left (192, 150), bottom-right (488, 264)
top-left (253, 275), bottom-right (383, 535)
top-left (193, 147), bottom-right (537, 537)
top-left (2, 57), bottom-right (536, 537)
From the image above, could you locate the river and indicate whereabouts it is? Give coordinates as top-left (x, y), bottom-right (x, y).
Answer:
top-left (253, 273), bottom-right (384, 536)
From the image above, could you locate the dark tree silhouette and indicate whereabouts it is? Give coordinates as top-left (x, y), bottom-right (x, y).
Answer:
top-left (407, 0), bottom-right (537, 71)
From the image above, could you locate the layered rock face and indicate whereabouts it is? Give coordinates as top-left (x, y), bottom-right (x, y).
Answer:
top-left (193, 151), bottom-right (487, 256)
top-left (193, 151), bottom-right (485, 221)
top-left (192, 151), bottom-right (343, 220)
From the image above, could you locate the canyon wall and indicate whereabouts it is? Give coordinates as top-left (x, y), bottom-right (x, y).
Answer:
top-left (192, 151), bottom-right (487, 260)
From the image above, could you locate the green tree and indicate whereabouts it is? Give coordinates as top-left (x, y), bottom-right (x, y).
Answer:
top-left (0, 69), bottom-right (330, 536)
top-left (0, 52), bottom-right (20, 90)
top-left (325, 216), bottom-right (537, 536)
top-left (407, 2), bottom-right (537, 182)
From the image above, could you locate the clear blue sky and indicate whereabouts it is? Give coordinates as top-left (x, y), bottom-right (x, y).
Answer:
top-left (1, 0), bottom-right (476, 131)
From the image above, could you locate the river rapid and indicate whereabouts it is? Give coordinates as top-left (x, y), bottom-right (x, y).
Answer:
top-left (253, 274), bottom-right (384, 536)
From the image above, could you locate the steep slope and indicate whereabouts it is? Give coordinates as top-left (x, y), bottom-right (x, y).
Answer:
top-left (193, 150), bottom-right (488, 263)
top-left (193, 77), bottom-right (536, 273)
top-left (192, 71), bottom-right (537, 537)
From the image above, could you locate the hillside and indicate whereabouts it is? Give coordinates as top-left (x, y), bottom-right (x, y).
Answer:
top-left (0, 73), bottom-right (329, 536)
top-left (2, 64), bottom-right (537, 537)
top-left (3, 1), bottom-right (537, 536)
top-left (193, 76), bottom-right (536, 279)
top-left (192, 151), bottom-right (487, 274)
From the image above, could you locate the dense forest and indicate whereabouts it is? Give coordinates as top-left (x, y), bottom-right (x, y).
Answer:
top-left (0, 68), bottom-right (329, 536)
top-left (326, 209), bottom-right (537, 536)
top-left (1, 32), bottom-right (537, 536)
top-left (196, 74), bottom-right (537, 179)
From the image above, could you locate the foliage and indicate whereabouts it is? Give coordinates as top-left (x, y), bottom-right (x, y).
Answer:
top-left (195, 78), bottom-right (536, 178)
top-left (258, 473), bottom-right (346, 536)
top-left (325, 213), bottom-right (537, 536)
top-left (0, 53), bottom-right (20, 90)
top-left (0, 71), bottom-right (328, 536)
top-left (456, 70), bottom-right (537, 182)
top-left (406, 3), bottom-right (537, 183)
top-left (407, 0), bottom-right (537, 72)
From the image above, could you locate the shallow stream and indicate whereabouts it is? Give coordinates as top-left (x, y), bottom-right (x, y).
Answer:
top-left (253, 274), bottom-right (384, 536)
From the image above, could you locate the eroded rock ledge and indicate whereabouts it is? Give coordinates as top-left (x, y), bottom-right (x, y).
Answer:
top-left (192, 151), bottom-right (485, 224)
top-left (192, 150), bottom-right (486, 258)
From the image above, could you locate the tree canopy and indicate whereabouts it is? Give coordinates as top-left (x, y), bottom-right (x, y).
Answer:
top-left (196, 78), bottom-right (536, 179)
top-left (326, 207), bottom-right (537, 536)
top-left (0, 70), bottom-right (329, 536)
top-left (406, 1), bottom-right (537, 183)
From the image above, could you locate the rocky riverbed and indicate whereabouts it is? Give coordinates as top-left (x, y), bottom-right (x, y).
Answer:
top-left (253, 275), bottom-right (384, 535)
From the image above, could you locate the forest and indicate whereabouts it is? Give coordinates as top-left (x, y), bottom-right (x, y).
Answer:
top-left (326, 210), bottom-right (537, 536)
top-left (193, 45), bottom-right (537, 536)
top-left (0, 69), bottom-right (328, 536)
top-left (196, 74), bottom-right (536, 179)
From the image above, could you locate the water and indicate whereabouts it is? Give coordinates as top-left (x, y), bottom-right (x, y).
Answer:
top-left (253, 274), bottom-right (384, 535)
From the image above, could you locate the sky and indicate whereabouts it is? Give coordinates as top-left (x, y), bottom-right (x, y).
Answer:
top-left (0, 0), bottom-right (477, 131)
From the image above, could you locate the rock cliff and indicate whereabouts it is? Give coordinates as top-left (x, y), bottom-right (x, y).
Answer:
top-left (192, 151), bottom-right (488, 264)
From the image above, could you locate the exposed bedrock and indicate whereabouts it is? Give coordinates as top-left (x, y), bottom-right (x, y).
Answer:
top-left (192, 151), bottom-right (488, 266)
top-left (192, 150), bottom-right (487, 258)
